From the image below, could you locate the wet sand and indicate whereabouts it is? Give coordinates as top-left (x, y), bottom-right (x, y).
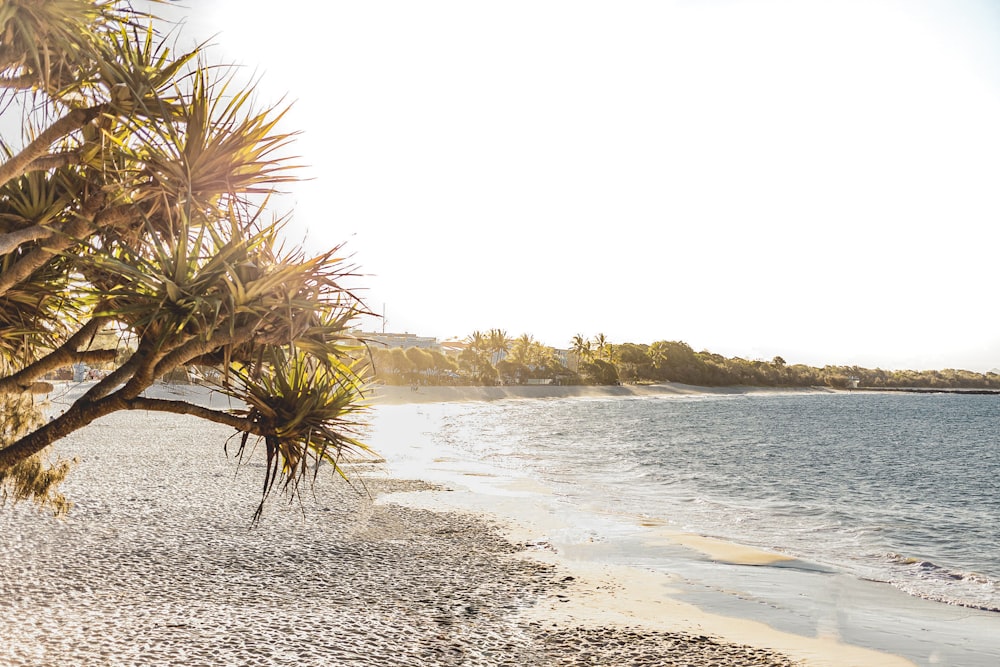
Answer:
top-left (0, 382), bottom-right (913, 665)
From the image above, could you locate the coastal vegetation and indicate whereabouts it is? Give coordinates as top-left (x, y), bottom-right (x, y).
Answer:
top-left (368, 332), bottom-right (1000, 391)
top-left (0, 1), bottom-right (368, 517)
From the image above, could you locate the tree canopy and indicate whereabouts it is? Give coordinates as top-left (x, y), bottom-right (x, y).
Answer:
top-left (0, 1), bottom-right (370, 519)
top-left (369, 331), bottom-right (1000, 392)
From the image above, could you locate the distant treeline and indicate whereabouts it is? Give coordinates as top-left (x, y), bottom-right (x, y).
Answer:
top-left (365, 331), bottom-right (1000, 389)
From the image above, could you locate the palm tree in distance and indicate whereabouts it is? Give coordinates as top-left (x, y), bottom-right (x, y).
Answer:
top-left (509, 333), bottom-right (533, 366)
top-left (594, 333), bottom-right (610, 361)
top-left (487, 328), bottom-right (508, 367)
top-left (570, 334), bottom-right (591, 373)
top-left (571, 334), bottom-right (591, 359)
top-left (467, 330), bottom-right (487, 355)
top-left (462, 330), bottom-right (495, 384)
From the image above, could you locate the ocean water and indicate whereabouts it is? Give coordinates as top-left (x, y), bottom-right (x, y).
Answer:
top-left (371, 391), bottom-right (1000, 613)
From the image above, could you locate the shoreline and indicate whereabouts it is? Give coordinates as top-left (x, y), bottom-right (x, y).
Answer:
top-left (375, 489), bottom-right (918, 667)
top-left (369, 441), bottom-right (919, 667)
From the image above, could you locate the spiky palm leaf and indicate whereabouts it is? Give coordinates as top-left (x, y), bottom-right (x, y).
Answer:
top-left (0, 261), bottom-right (76, 364)
top-left (0, 0), bottom-right (131, 98)
top-left (116, 64), bottom-right (298, 225)
top-left (82, 20), bottom-right (196, 114)
top-left (0, 164), bottom-right (82, 362)
top-left (0, 165), bottom-right (74, 229)
top-left (83, 213), bottom-right (260, 346)
top-left (224, 345), bottom-right (372, 522)
top-left (80, 205), bottom-right (361, 362)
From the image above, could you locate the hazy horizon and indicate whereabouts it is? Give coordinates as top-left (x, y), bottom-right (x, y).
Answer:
top-left (148, 2), bottom-right (1000, 373)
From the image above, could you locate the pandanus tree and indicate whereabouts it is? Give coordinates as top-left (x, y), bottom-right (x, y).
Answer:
top-left (0, 1), bottom-right (371, 518)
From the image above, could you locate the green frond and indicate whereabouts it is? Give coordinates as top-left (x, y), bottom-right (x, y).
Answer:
top-left (0, 282), bottom-right (76, 364)
top-left (0, 198), bottom-right (78, 362)
top-left (0, 163), bottom-right (79, 228)
top-left (222, 345), bottom-right (372, 522)
top-left (122, 63), bottom-right (299, 219)
top-left (90, 21), bottom-right (198, 115)
top-left (77, 205), bottom-right (363, 365)
top-left (0, 0), bottom-right (133, 98)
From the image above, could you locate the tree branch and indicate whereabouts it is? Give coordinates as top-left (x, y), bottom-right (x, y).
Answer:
top-left (93, 204), bottom-right (141, 229)
top-left (124, 397), bottom-right (257, 433)
top-left (0, 317), bottom-right (109, 394)
top-left (81, 352), bottom-right (141, 403)
top-left (0, 193), bottom-right (109, 297)
top-left (0, 106), bottom-right (103, 187)
top-left (0, 198), bottom-right (137, 262)
top-left (77, 349), bottom-right (118, 365)
top-left (0, 224), bottom-right (59, 256)
top-left (151, 321), bottom-right (261, 381)
top-left (27, 151), bottom-right (81, 172)
top-left (0, 394), bottom-right (123, 470)
top-left (0, 389), bottom-right (259, 472)
top-left (116, 323), bottom-right (252, 403)
top-left (115, 340), bottom-right (171, 401)
top-left (0, 73), bottom-right (42, 91)
top-left (0, 224), bottom-right (87, 295)
top-left (0, 44), bottom-right (21, 73)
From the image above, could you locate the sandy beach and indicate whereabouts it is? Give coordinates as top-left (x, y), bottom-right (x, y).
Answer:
top-left (0, 382), bottom-right (967, 665)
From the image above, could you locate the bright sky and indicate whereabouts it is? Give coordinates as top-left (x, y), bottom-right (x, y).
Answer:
top-left (167, 1), bottom-right (1000, 370)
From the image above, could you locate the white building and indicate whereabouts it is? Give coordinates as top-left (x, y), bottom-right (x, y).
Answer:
top-left (356, 331), bottom-right (440, 350)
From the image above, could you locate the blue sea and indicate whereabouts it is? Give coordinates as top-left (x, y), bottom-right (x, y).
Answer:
top-left (371, 391), bottom-right (1000, 614)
